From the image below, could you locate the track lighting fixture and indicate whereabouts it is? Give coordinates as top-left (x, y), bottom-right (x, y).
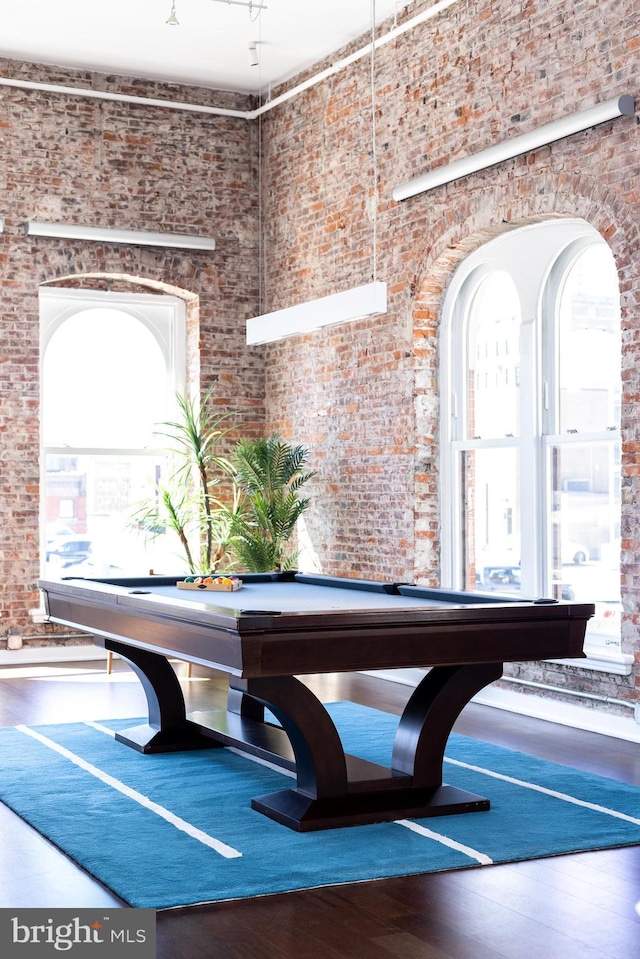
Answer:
top-left (165, 1), bottom-right (267, 28)
top-left (166, 1), bottom-right (179, 26)
top-left (210, 1), bottom-right (267, 11)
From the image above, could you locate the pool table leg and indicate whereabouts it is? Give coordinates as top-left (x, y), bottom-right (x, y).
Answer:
top-left (230, 676), bottom-right (349, 800)
top-left (227, 685), bottom-right (266, 721)
top-left (105, 639), bottom-right (221, 754)
top-left (392, 661), bottom-right (504, 787)
top-left (246, 664), bottom-right (503, 830)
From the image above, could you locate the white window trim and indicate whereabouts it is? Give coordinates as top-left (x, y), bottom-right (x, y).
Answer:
top-left (35, 288), bottom-right (187, 622)
top-left (439, 220), bottom-right (628, 674)
top-left (40, 287), bottom-right (186, 417)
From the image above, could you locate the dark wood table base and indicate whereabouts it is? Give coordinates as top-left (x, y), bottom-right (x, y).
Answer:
top-left (105, 638), bottom-right (501, 830)
top-left (250, 784), bottom-right (490, 832)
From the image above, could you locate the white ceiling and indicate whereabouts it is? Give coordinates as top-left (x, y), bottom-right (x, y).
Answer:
top-left (0, 0), bottom-right (410, 95)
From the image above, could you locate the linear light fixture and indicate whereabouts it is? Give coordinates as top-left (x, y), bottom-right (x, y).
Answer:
top-left (393, 95), bottom-right (635, 202)
top-left (25, 221), bottom-right (216, 251)
top-left (246, 281), bottom-right (387, 345)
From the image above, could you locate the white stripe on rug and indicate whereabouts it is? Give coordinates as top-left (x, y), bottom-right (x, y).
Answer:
top-left (86, 720), bottom-right (298, 780)
top-left (16, 725), bottom-right (243, 859)
top-left (445, 756), bottom-right (640, 825)
top-left (85, 719), bottom-right (120, 737)
top-left (395, 820), bottom-right (493, 864)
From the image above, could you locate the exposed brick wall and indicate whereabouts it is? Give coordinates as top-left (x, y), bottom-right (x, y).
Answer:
top-left (0, 59), bottom-right (263, 636)
top-left (259, 0), bottom-right (640, 713)
top-left (265, 314), bottom-right (415, 579)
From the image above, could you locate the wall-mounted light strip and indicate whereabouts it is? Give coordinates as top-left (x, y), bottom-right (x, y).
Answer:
top-left (246, 281), bottom-right (387, 345)
top-left (0, 218), bottom-right (4, 233)
top-left (25, 221), bottom-right (216, 251)
top-left (393, 95), bottom-right (635, 202)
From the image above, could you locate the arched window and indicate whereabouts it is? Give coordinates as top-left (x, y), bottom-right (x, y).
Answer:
top-left (40, 288), bottom-right (186, 576)
top-left (440, 220), bottom-right (627, 673)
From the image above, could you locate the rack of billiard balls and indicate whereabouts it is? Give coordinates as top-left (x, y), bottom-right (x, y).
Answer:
top-left (177, 575), bottom-right (242, 591)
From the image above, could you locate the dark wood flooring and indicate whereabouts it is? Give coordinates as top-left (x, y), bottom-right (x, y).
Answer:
top-left (0, 659), bottom-right (639, 958)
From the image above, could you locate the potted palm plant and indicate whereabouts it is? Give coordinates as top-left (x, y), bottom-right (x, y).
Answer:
top-left (132, 393), bottom-right (316, 576)
top-left (228, 435), bottom-right (316, 572)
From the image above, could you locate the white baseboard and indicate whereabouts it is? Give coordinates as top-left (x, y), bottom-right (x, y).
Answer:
top-left (472, 684), bottom-right (640, 743)
top-left (363, 669), bottom-right (640, 743)
top-left (0, 646), bottom-right (107, 665)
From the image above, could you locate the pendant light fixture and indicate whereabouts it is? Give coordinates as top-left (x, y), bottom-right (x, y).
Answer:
top-left (246, 0), bottom-right (387, 345)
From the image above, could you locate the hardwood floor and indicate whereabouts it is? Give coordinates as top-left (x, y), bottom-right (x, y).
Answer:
top-left (0, 659), bottom-right (638, 957)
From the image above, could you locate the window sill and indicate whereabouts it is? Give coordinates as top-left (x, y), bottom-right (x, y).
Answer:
top-left (547, 647), bottom-right (633, 675)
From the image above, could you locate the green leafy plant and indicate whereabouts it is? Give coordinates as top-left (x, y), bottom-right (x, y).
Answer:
top-left (229, 436), bottom-right (316, 572)
top-left (130, 391), bottom-right (240, 574)
top-left (132, 393), bottom-right (316, 575)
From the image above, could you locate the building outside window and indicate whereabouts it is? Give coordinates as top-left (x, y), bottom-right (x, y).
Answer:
top-left (40, 288), bottom-right (186, 578)
top-left (439, 219), bottom-right (627, 674)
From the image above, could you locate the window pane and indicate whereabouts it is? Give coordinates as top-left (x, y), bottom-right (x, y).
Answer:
top-left (558, 246), bottom-right (621, 433)
top-left (461, 448), bottom-right (521, 595)
top-left (44, 453), bottom-right (188, 576)
top-left (466, 272), bottom-right (521, 439)
top-left (548, 443), bottom-right (621, 646)
top-left (42, 308), bottom-right (169, 448)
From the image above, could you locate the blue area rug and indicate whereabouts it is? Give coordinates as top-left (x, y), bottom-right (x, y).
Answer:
top-left (0, 702), bottom-right (638, 910)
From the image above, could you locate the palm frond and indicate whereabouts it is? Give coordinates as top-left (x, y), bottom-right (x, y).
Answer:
top-left (131, 390), bottom-right (240, 573)
top-left (228, 435), bottom-right (316, 572)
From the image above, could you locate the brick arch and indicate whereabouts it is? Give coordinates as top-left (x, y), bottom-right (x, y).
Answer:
top-left (410, 173), bottom-right (640, 585)
top-left (41, 271), bottom-right (198, 302)
top-left (410, 171), bottom-right (639, 311)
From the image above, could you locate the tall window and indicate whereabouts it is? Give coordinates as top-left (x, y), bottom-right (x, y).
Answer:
top-left (40, 288), bottom-right (186, 577)
top-left (440, 220), bottom-right (627, 673)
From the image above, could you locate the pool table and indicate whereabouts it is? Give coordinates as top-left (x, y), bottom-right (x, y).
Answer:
top-left (38, 572), bottom-right (594, 831)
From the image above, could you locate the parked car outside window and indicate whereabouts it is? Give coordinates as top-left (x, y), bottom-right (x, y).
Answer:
top-left (45, 536), bottom-right (92, 568)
